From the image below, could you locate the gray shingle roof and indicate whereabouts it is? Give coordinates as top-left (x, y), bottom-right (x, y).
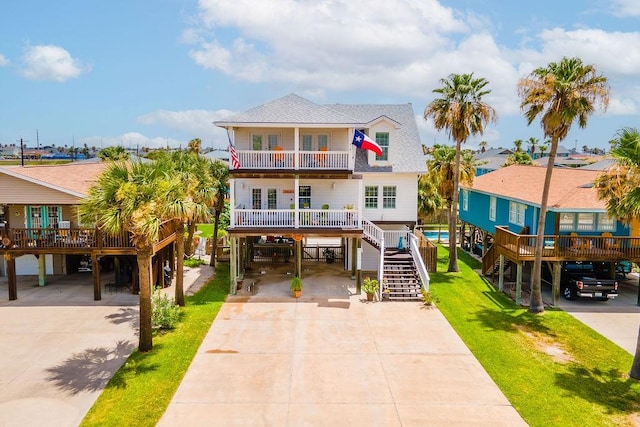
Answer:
top-left (215, 94), bottom-right (426, 174)
top-left (214, 93), bottom-right (363, 126)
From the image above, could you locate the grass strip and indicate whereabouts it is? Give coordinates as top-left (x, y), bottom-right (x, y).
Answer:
top-left (80, 264), bottom-right (229, 427)
top-left (430, 247), bottom-right (640, 426)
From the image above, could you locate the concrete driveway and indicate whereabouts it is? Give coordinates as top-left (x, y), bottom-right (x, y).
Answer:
top-left (553, 273), bottom-right (640, 355)
top-left (159, 263), bottom-right (527, 427)
top-left (0, 265), bottom-right (212, 427)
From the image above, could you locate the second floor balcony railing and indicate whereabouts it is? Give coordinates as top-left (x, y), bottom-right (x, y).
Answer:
top-left (233, 208), bottom-right (359, 228)
top-left (235, 150), bottom-right (350, 170)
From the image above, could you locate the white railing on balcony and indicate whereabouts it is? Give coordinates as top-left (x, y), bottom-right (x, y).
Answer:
top-left (234, 209), bottom-right (359, 228)
top-left (235, 150), bottom-right (349, 170)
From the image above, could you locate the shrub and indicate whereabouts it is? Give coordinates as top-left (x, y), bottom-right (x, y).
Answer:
top-left (420, 288), bottom-right (439, 306)
top-left (362, 276), bottom-right (379, 294)
top-left (152, 289), bottom-right (181, 330)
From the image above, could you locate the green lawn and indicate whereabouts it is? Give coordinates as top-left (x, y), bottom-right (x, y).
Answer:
top-left (80, 264), bottom-right (229, 427)
top-left (430, 247), bottom-right (640, 427)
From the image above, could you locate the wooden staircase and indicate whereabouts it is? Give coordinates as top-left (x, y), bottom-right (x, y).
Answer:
top-left (383, 248), bottom-right (423, 301)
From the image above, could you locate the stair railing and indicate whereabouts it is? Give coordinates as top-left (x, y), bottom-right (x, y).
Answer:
top-left (409, 233), bottom-right (430, 292)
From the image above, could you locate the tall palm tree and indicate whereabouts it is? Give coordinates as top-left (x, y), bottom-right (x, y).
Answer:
top-left (80, 161), bottom-right (180, 351)
top-left (209, 160), bottom-right (230, 267)
top-left (479, 140), bottom-right (488, 153)
top-left (424, 144), bottom-right (476, 249)
top-left (595, 127), bottom-right (640, 379)
top-left (518, 56), bottom-right (609, 313)
top-left (424, 73), bottom-right (497, 272)
top-left (157, 146), bottom-right (217, 306)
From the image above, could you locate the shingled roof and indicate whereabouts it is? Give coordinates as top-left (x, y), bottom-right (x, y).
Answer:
top-left (465, 164), bottom-right (606, 211)
top-left (0, 162), bottom-right (108, 197)
top-left (215, 94), bottom-right (426, 173)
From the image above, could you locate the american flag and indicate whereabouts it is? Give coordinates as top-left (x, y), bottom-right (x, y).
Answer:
top-left (229, 142), bottom-right (240, 169)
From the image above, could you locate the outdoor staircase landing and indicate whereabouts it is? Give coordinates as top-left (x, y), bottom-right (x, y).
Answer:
top-left (383, 249), bottom-right (422, 301)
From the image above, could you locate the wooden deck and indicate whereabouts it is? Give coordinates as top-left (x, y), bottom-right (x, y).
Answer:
top-left (493, 226), bottom-right (640, 264)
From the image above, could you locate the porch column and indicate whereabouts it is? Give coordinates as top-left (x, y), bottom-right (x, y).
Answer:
top-left (229, 178), bottom-right (236, 227)
top-left (515, 262), bottom-right (523, 306)
top-left (5, 254), bottom-right (17, 300)
top-left (230, 236), bottom-right (237, 294)
top-left (92, 253), bottom-right (101, 301)
top-left (351, 237), bottom-right (357, 280)
top-left (37, 254), bottom-right (47, 287)
top-left (552, 261), bottom-right (561, 306)
top-left (356, 238), bottom-right (362, 295)
top-left (498, 254), bottom-right (504, 292)
top-left (295, 238), bottom-right (302, 278)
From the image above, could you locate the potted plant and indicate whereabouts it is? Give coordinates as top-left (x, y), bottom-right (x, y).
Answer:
top-left (290, 276), bottom-right (303, 298)
top-left (362, 276), bottom-right (379, 301)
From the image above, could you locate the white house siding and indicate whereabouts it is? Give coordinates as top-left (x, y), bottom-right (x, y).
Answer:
top-left (235, 178), bottom-right (360, 211)
top-left (361, 173), bottom-right (417, 223)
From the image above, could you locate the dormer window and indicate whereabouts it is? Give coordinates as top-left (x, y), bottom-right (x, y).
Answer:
top-left (375, 132), bottom-right (389, 161)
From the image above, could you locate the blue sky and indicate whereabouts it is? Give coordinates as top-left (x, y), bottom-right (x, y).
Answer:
top-left (1, 0), bottom-right (639, 152)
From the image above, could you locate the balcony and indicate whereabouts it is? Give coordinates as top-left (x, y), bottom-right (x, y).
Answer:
top-left (0, 223), bottom-right (176, 254)
top-left (491, 226), bottom-right (640, 263)
top-left (235, 150), bottom-right (350, 170)
top-left (233, 208), bottom-right (359, 229)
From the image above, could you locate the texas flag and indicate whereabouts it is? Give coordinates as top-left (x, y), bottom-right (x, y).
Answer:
top-left (352, 129), bottom-right (383, 156)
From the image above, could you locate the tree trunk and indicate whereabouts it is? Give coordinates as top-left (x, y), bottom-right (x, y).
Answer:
top-left (137, 246), bottom-right (154, 352)
top-left (184, 222), bottom-right (196, 257)
top-left (448, 140), bottom-right (461, 272)
top-left (209, 209), bottom-right (221, 267)
top-left (174, 220), bottom-right (186, 307)
top-left (530, 137), bottom-right (559, 313)
top-left (630, 324), bottom-right (640, 380)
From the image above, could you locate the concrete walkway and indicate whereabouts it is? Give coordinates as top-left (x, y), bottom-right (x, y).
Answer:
top-left (158, 264), bottom-right (527, 427)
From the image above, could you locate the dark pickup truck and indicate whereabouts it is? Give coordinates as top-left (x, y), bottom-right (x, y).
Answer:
top-left (544, 261), bottom-right (619, 301)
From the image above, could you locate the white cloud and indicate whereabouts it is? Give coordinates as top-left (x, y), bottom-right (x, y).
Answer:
top-left (0, 54), bottom-right (9, 67)
top-left (611, 0), bottom-right (640, 16)
top-left (136, 109), bottom-right (235, 146)
top-left (19, 45), bottom-right (89, 82)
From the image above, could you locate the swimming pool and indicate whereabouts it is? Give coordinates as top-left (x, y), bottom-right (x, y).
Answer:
top-left (423, 230), bottom-right (449, 241)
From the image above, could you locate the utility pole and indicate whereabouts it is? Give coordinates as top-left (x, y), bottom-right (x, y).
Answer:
top-left (18, 138), bottom-right (27, 167)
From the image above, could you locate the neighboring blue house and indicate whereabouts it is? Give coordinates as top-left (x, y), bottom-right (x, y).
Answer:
top-left (459, 164), bottom-right (632, 238)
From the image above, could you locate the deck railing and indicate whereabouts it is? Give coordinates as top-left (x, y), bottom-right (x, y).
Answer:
top-left (494, 226), bottom-right (640, 262)
top-left (235, 150), bottom-right (350, 170)
top-left (234, 209), bottom-right (359, 228)
top-left (0, 227), bottom-right (134, 250)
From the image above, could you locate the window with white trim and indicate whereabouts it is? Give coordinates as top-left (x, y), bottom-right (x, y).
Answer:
top-left (382, 186), bottom-right (396, 209)
top-left (489, 196), bottom-right (496, 221)
top-left (365, 186), bottom-right (378, 209)
top-left (597, 213), bottom-right (615, 231)
top-left (509, 201), bottom-right (525, 226)
top-left (577, 213), bottom-right (595, 231)
top-left (559, 213), bottom-right (574, 231)
top-left (462, 189), bottom-right (468, 211)
top-left (375, 132), bottom-right (389, 161)
top-left (299, 186), bottom-right (311, 209)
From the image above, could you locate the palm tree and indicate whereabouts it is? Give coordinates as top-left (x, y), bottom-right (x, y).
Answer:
top-left (424, 144), bottom-right (476, 248)
top-left (157, 146), bottom-right (217, 306)
top-left (513, 139), bottom-right (524, 152)
top-left (209, 160), bottom-right (230, 267)
top-left (479, 140), bottom-right (488, 153)
top-left (518, 56), bottom-right (609, 313)
top-left (504, 151), bottom-right (533, 166)
top-left (80, 161), bottom-right (180, 351)
top-left (538, 144), bottom-right (548, 158)
top-left (527, 137), bottom-right (539, 158)
top-left (595, 127), bottom-right (640, 379)
top-left (424, 73), bottom-right (497, 272)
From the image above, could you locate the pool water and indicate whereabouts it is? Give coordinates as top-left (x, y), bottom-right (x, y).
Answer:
top-left (423, 230), bottom-right (449, 241)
